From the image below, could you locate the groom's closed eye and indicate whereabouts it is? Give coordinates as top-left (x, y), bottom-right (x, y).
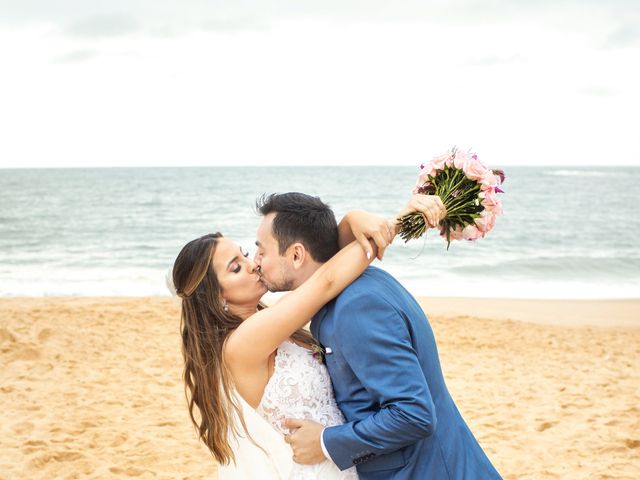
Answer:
top-left (254, 241), bottom-right (264, 257)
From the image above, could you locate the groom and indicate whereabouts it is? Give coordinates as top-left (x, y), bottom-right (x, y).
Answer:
top-left (254, 192), bottom-right (501, 479)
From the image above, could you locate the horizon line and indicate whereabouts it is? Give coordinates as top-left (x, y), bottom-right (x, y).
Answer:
top-left (1, 164), bottom-right (638, 170)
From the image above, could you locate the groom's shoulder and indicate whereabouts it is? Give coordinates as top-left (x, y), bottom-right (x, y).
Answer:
top-left (337, 265), bottom-right (405, 302)
top-left (331, 267), bottom-right (420, 332)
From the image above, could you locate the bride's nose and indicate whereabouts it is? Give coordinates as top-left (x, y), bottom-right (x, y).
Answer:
top-left (247, 260), bottom-right (258, 274)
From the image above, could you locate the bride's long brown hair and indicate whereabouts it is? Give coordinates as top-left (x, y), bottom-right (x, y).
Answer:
top-left (172, 232), bottom-right (314, 464)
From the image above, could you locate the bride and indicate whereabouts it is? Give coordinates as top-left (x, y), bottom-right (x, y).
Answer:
top-left (171, 195), bottom-right (444, 479)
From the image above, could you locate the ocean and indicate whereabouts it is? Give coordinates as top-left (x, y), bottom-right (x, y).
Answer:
top-left (1, 166), bottom-right (639, 299)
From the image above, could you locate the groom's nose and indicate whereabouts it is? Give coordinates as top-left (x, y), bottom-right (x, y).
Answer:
top-left (248, 260), bottom-right (260, 274)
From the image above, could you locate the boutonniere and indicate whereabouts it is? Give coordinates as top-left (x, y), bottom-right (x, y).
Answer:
top-left (310, 343), bottom-right (326, 365)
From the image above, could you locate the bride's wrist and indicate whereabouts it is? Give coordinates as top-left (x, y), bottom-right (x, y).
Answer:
top-left (387, 218), bottom-right (400, 238)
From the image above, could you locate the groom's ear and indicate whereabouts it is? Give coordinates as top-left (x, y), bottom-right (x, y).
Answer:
top-left (289, 243), bottom-right (307, 270)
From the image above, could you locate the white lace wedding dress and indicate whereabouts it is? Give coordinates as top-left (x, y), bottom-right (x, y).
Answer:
top-left (220, 340), bottom-right (359, 479)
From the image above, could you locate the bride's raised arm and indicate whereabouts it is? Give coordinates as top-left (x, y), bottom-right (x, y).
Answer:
top-left (225, 194), bottom-right (446, 366)
top-left (224, 239), bottom-right (374, 364)
top-left (338, 194), bottom-right (447, 260)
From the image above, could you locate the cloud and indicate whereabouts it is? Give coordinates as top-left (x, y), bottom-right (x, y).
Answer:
top-left (52, 49), bottom-right (100, 63)
top-left (1, 0), bottom-right (638, 41)
top-left (148, 16), bottom-right (271, 38)
top-left (603, 24), bottom-right (640, 49)
top-left (467, 54), bottom-right (524, 66)
top-left (578, 86), bottom-right (617, 97)
top-left (65, 14), bottom-right (140, 38)
top-left (0, 1), bottom-right (588, 30)
top-left (200, 16), bottom-right (271, 33)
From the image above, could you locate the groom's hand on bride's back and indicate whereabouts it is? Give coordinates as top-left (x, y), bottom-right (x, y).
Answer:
top-left (283, 418), bottom-right (326, 465)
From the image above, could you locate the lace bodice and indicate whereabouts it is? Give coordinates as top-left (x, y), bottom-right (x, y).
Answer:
top-left (256, 340), bottom-right (358, 479)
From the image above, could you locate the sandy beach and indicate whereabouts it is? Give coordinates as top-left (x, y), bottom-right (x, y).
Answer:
top-left (1, 296), bottom-right (638, 479)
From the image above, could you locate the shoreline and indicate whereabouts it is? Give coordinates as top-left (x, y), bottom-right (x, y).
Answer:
top-left (417, 297), bottom-right (640, 329)
top-left (1, 296), bottom-right (637, 329)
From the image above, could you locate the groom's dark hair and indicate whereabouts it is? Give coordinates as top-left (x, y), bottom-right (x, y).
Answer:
top-left (256, 192), bottom-right (339, 263)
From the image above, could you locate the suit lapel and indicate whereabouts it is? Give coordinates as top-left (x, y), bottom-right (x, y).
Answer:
top-left (310, 304), bottom-right (328, 340)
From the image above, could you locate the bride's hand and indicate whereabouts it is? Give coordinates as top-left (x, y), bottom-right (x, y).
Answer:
top-left (395, 194), bottom-right (447, 230)
top-left (343, 196), bottom-right (446, 260)
top-left (344, 210), bottom-right (396, 261)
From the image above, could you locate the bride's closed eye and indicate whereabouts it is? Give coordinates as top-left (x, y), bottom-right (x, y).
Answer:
top-left (231, 248), bottom-right (250, 273)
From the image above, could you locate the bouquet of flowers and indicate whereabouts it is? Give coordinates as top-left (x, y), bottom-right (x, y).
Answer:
top-left (398, 147), bottom-right (505, 249)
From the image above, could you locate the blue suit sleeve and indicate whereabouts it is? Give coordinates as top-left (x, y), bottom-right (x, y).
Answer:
top-left (323, 290), bottom-right (437, 470)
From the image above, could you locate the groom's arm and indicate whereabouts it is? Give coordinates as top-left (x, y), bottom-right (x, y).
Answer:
top-left (323, 290), bottom-right (437, 471)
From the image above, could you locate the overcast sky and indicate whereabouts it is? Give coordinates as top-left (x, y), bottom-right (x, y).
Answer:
top-left (0, 1), bottom-right (638, 167)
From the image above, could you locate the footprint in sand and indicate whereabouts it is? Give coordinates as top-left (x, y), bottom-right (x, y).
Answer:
top-left (109, 466), bottom-right (145, 476)
top-left (155, 421), bottom-right (178, 427)
top-left (21, 440), bottom-right (49, 454)
top-left (0, 328), bottom-right (17, 343)
top-left (625, 439), bottom-right (640, 449)
top-left (80, 420), bottom-right (98, 429)
top-left (23, 440), bottom-right (47, 446)
top-left (37, 328), bottom-right (53, 342)
top-left (536, 421), bottom-right (556, 432)
top-left (13, 421), bottom-right (34, 435)
top-left (11, 345), bottom-right (40, 361)
top-left (110, 433), bottom-right (129, 447)
top-left (30, 451), bottom-right (85, 468)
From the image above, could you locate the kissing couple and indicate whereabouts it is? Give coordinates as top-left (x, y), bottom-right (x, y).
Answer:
top-left (172, 192), bottom-right (501, 479)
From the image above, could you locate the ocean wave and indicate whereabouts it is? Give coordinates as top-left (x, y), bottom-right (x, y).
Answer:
top-left (0, 266), bottom-right (171, 297)
top-left (544, 170), bottom-right (626, 178)
top-left (386, 248), bottom-right (640, 273)
top-left (399, 277), bottom-right (640, 299)
top-left (1, 268), bottom-right (638, 299)
top-left (447, 255), bottom-right (640, 277)
top-left (2, 166), bottom-right (640, 299)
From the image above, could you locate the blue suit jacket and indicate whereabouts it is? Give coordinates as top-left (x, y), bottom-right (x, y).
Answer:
top-left (311, 266), bottom-right (502, 479)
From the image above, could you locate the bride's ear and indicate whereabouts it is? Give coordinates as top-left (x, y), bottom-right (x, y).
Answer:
top-left (290, 243), bottom-right (307, 270)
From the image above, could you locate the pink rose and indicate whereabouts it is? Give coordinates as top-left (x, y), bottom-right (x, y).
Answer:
top-left (481, 190), bottom-right (499, 209)
top-left (480, 171), bottom-right (498, 190)
top-left (463, 156), bottom-right (488, 181)
top-left (490, 198), bottom-right (503, 215)
top-left (444, 225), bottom-right (465, 241)
top-left (430, 151), bottom-right (450, 171)
top-left (479, 191), bottom-right (503, 215)
top-left (445, 154), bottom-right (455, 167)
top-left (475, 211), bottom-right (496, 233)
top-left (462, 224), bottom-right (482, 241)
top-left (414, 168), bottom-right (437, 193)
top-left (415, 171), bottom-right (429, 187)
top-left (453, 151), bottom-right (472, 170)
